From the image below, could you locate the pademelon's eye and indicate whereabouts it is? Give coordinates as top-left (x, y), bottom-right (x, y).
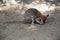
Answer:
top-left (38, 19), bottom-right (41, 21)
top-left (39, 19), bottom-right (41, 21)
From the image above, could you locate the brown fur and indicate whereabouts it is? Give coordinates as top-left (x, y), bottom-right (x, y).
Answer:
top-left (35, 11), bottom-right (45, 20)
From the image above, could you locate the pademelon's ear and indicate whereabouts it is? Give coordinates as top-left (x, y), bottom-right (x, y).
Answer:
top-left (46, 14), bottom-right (49, 17)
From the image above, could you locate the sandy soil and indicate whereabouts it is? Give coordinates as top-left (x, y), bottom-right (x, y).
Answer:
top-left (0, 4), bottom-right (60, 40)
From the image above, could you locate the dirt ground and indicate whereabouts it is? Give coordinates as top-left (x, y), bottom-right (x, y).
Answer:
top-left (0, 4), bottom-right (60, 40)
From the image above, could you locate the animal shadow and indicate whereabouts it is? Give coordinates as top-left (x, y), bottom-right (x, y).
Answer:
top-left (4, 19), bottom-right (39, 25)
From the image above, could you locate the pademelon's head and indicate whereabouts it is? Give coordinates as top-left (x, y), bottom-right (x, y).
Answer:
top-left (36, 14), bottom-right (49, 25)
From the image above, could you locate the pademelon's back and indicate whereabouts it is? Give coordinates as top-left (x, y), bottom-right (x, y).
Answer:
top-left (24, 8), bottom-right (39, 18)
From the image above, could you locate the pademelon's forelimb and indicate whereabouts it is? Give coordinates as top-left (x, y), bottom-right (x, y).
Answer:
top-left (31, 18), bottom-right (35, 24)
